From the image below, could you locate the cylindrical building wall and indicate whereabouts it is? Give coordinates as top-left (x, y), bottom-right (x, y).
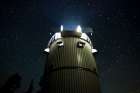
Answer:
top-left (41, 31), bottom-right (101, 93)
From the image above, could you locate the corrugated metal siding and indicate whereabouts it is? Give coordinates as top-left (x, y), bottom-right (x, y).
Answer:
top-left (47, 69), bottom-right (100, 93)
top-left (45, 37), bottom-right (100, 93)
top-left (48, 37), bottom-right (97, 70)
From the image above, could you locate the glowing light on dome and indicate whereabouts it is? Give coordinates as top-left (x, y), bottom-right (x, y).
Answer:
top-left (76, 25), bottom-right (82, 32)
top-left (60, 25), bottom-right (63, 31)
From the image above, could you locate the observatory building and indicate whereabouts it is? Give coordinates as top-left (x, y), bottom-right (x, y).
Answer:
top-left (39, 25), bottom-right (101, 93)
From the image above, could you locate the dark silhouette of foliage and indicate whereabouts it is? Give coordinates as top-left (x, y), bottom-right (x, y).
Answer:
top-left (0, 73), bottom-right (21, 93)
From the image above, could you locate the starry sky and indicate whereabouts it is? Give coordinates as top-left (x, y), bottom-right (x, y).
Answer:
top-left (0, 0), bottom-right (139, 93)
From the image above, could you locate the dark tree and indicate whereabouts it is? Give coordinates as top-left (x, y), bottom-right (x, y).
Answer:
top-left (0, 73), bottom-right (21, 93)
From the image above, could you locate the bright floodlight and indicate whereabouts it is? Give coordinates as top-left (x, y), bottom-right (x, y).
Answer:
top-left (44, 48), bottom-right (50, 53)
top-left (76, 25), bottom-right (82, 32)
top-left (92, 49), bottom-right (98, 53)
top-left (60, 25), bottom-right (63, 31)
top-left (91, 33), bottom-right (93, 36)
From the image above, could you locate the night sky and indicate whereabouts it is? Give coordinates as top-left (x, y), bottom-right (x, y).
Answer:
top-left (0, 0), bottom-right (139, 93)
